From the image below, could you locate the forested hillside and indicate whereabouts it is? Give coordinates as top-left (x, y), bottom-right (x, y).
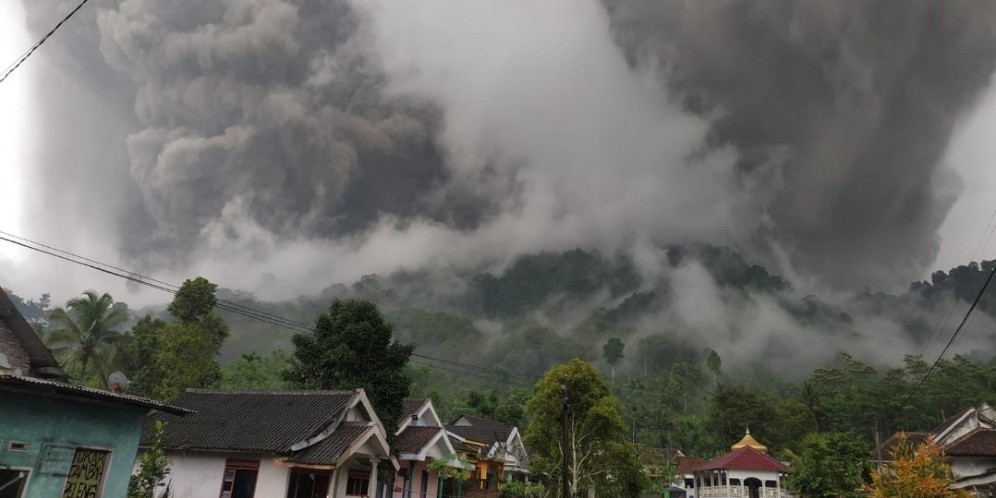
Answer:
top-left (9, 245), bottom-right (996, 458)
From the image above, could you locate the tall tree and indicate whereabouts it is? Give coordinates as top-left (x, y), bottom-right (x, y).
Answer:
top-left (864, 435), bottom-right (968, 498)
top-left (788, 432), bottom-right (870, 498)
top-left (284, 299), bottom-right (414, 434)
top-left (46, 291), bottom-right (127, 388)
top-left (115, 315), bottom-right (167, 396)
top-left (168, 277), bottom-right (228, 346)
top-left (602, 337), bottom-right (625, 385)
top-left (524, 358), bottom-right (646, 497)
top-left (705, 348), bottom-right (722, 387)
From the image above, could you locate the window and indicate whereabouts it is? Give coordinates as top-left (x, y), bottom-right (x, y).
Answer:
top-left (345, 470), bottom-right (370, 496)
top-left (286, 470), bottom-right (330, 498)
top-left (0, 469), bottom-right (29, 498)
top-left (219, 460), bottom-right (259, 498)
top-left (61, 448), bottom-right (110, 498)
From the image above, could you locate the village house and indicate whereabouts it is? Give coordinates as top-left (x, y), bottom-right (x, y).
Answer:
top-left (873, 403), bottom-right (996, 495)
top-left (685, 431), bottom-right (792, 498)
top-left (444, 415), bottom-right (528, 497)
top-left (144, 388), bottom-right (396, 498)
top-left (0, 286), bottom-right (187, 498)
top-left (393, 399), bottom-right (458, 498)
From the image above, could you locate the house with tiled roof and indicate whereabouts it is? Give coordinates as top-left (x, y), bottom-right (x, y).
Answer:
top-left (146, 388), bottom-right (395, 498)
top-left (0, 286), bottom-right (187, 498)
top-left (445, 415), bottom-right (528, 496)
top-left (392, 399), bottom-right (458, 498)
top-left (873, 404), bottom-right (996, 495)
top-left (685, 431), bottom-right (792, 498)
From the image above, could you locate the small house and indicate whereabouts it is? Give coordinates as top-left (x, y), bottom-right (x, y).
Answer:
top-left (445, 415), bottom-right (528, 496)
top-left (393, 399), bottom-right (458, 498)
top-left (146, 388), bottom-right (396, 498)
top-left (0, 286), bottom-right (187, 498)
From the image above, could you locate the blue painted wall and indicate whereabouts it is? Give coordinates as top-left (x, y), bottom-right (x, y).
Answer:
top-left (0, 390), bottom-right (147, 498)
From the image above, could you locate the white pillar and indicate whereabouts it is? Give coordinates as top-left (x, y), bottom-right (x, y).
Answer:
top-left (775, 475), bottom-right (781, 498)
top-left (725, 471), bottom-right (731, 498)
top-left (368, 458), bottom-right (380, 498)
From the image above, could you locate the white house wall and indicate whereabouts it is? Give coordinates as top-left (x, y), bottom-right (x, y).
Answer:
top-left (951, 457), bottom-right (996, 481)
top-left (162, 453), bottom-right (226, 498)
top-left (160, 452), bottom-right (289, 498)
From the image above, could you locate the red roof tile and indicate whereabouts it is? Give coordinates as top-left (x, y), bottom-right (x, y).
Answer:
top-left (691, 446), bottom-right (787, 473)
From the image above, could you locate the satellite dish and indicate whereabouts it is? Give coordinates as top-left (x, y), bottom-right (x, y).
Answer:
top-left (107, 371), bottom-right (129, 393)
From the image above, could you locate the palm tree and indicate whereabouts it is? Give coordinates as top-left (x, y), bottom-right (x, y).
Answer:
top-left (46, 291), bottom-right (127, 388)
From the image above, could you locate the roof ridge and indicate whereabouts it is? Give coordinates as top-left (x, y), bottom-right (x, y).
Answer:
top-left (184, 389), bottom-right (357, 395)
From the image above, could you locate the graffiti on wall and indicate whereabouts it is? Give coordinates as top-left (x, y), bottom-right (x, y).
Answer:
top-left (61, 448), bottom-right (109, 498)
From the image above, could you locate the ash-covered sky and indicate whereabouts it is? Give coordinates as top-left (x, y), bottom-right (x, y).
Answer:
top-left (3, 0), bottom-right (996, 304)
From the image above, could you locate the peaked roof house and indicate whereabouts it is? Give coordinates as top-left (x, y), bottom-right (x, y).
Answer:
top-left (146, 388), bottom-right (396, 498)
top-left (392, 399), bottom-right (458, 498)
top-left (686, 431), bottom-right (792, 498)
top-left (0, 286), bottom-right (186, 498)
top-left (873, 404), bottom-right (996, 494)
top-left (445, 415), bottom-right (528, 496)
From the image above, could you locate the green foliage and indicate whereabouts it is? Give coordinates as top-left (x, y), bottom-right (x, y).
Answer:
top-left (220, 351), bottom-right (290, 389)
top-left (706, 384), bottom-right (776, 452)
top-left (284, 299), bottom-right (414, 440)
top-left (463, 387), bottom-right (530, 428)
top-left (128, 420), bottom-right (170, 498)
top-left (116, 316), bottom-right (166, 397)
top-left (46, 291), bottom-right (128, 388)
top-left (525, 359), bottom-right (646, 497)
top-left (788, 432), bottom-right (870, 498)
top-left (499, 479), bottom-right (545, 498)
top-left (154, 322), bottom-right (223, 399)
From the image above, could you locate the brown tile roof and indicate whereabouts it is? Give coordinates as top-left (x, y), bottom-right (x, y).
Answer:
top-left (870, 432), bottom-right (929, 461)
top-left (946, 429), bottom-right (996, 457)
top-left (145, 389), bottom-right (356, 452)
top-left (0, 288), bottom-right (65, 380)
top-left (677, 456), bottom-right (707, 475)
top-left (399, 399), bottom-right (428, 424)
top-left (398, 426), bottom-right (444, 454)
top-left (285, 422), bottom-right (372, 465)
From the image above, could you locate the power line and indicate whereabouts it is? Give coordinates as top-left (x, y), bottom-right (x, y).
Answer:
top-left (0, 0), bottom-right (92, 84)
top-left (0, 230), bottom-right (527, 382)
top-left (905, 261), bottom-right (996, 402)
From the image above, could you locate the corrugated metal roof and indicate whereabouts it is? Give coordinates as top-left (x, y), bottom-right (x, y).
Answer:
top-left (0, 374), bottom-right (188, 415)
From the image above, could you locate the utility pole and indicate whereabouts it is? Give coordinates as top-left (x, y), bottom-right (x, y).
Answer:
top-left (562, 383), bottom-right (571, 498)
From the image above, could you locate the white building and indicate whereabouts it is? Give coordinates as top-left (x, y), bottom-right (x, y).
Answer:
top-left (687, 431), bottom-right (791, 498)
top-left (141, 388), bottom-right (397, 498)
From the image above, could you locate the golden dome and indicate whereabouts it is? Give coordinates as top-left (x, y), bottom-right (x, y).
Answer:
top-left (731, 429), bottom-right (768, 454)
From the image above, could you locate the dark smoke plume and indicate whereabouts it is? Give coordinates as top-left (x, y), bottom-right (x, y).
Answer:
top-left (12, 0), bottom-right (996, 298)
top-left (602, 0), bottom-right (996, 288)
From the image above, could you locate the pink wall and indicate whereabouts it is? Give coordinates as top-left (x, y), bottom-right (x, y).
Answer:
top-left (392, 461), bottom-right (440, 498)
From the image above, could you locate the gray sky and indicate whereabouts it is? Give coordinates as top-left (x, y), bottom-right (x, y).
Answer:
top-left (2, 0), bottom-right (996, 306)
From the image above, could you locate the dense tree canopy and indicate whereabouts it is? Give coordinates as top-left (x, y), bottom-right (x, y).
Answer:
top-left (284, 299), bottom-right (414, 436)
top-left (46, 290), bottom-right (127, 388)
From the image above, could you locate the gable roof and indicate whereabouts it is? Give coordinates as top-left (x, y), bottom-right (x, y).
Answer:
top-left (691, 446), bottom-right (788, 473)
top-left (399, 426), bottom-right (445, 454)
top-left (0, 287), bottom-right (65, 380)
top-left (945, 429), bottom-right (996, 457)
top-left (284, 422), bottom-right (373, 465)
top-left (446, 424), bottom-right (514, 445)
top-left (400, 399), bottom-right (428, 424)
top-left (934, 407), bottom-right (976, 442)
top-left (146, 389), bottom-right (357, 452)
top-left (451, 414), bottom-right (511, 429)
